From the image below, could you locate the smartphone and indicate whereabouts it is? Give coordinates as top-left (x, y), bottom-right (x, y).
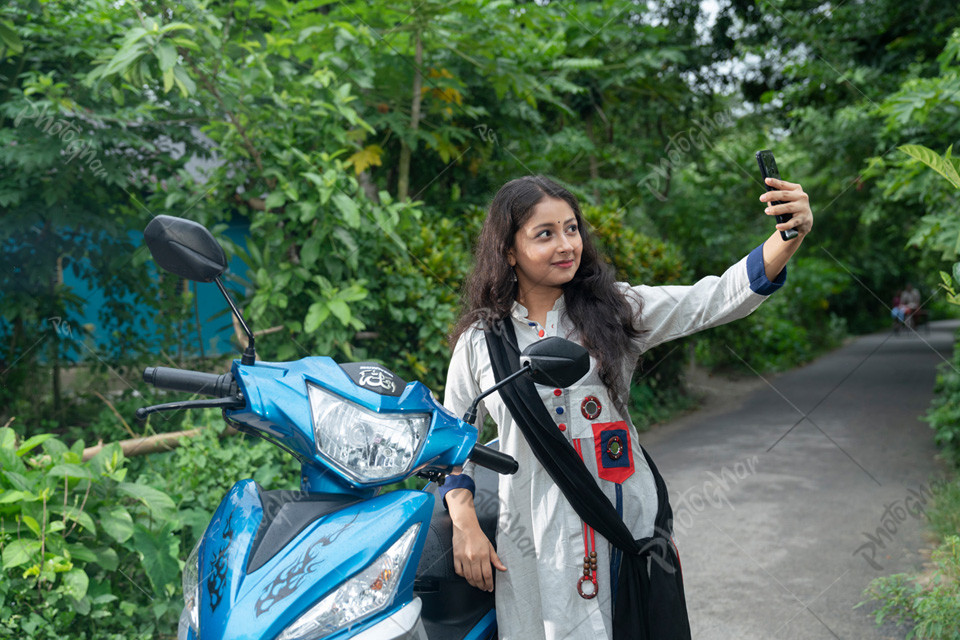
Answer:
top-left (756, 150), bottom-right (798, 241)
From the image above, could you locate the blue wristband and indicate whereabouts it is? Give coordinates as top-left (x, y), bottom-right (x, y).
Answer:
top-left (439, 474), bottom-right (476, 511)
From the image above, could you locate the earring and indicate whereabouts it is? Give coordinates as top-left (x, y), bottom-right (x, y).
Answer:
top-left (510, 268), bottom-right (518, 283)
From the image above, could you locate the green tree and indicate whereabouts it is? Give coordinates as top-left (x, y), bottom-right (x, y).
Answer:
top-left (0, 1), bottom-right (209, 424)
top-left (710, 0), bottom-right (960, 329)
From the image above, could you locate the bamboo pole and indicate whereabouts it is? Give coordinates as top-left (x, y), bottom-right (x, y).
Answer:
top-left (82, 428), bottom-right (207, 461)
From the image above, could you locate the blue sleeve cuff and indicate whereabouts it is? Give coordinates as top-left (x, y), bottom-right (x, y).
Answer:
top-left (439, 474), bottom-right (475, 510)
top-left (747, 243), bottom-right (787, 295)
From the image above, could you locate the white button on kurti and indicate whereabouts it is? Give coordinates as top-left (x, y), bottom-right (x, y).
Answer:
top-left (443, 250), bottom-right (782, 640)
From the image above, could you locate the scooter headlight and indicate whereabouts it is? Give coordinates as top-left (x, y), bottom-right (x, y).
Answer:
top-left (275, 524), bottom-right (420, 640)
top-left (177, 539), bottom-right (201, 640)
top-left (307, 383), bottom-right (429, 483)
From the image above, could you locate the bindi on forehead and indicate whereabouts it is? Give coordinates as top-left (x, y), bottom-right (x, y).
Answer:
top-left (529, 216), bottom-right (576, 231)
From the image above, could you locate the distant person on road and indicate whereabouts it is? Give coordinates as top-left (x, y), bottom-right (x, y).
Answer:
top-left (900, 283), bottom-right (920, 311)
top-left (893, 283), bottom-right (921, 328)
top-left (440, 174), bottom-right (814, 640)
top-left (891, 291), bottom-right (904, 323)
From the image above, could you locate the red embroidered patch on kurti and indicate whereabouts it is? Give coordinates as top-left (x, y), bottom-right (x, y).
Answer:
top-left (592, 421), bottom-right (634, 483)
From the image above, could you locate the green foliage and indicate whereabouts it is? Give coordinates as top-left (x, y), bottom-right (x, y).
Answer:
top-left (899, 144), bottom-right (960, 192)
top-left (938, 266), bottom-right (960, 308)
top-left (7, 0), bottom-right (896, 439)
top-left (860, 536), bottom-right (960, 639)
top-left (320, 0), bottom-right (709, 207)
top-left (0, 409), bottom-right (302, 639)
top-left (890, 138), bottom-right (960, 309)
top-left (859, 478), bottom-right (960, 639)
top-left (357, 205), bottom-right (483, 391)
top-left (726, 2), bottom-right (960, 334)
top-left (635, 125), bottom-right (771, 278)
top-left (860, 26), bottom-right (960, 318)
top-left (926, 478), bottom-right (960, 544)
top-left (923, 330), bottom-right (960, 468)
top-left (0, 427), bottom-right (181, 639)
top-left (0, 0), bottom-right (220, 426)
top-left (586, 203), bottom-right (690, 285)
top-left (628, 370), bottom-right (698, 433)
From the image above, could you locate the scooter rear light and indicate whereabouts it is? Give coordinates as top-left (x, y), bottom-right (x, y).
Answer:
top-left (275, 524), bottom-right (420, 640)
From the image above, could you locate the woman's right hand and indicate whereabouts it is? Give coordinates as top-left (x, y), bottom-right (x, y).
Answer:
top-left (452, 519), bottom-right (506, 592)
top-left (445, 487), bottom-right (506, 592)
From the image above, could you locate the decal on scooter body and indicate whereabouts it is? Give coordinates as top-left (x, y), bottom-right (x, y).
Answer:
top-left (195, 479), bottom-right (432, 640)
top-left (253, 509), bottom-right (362, 618)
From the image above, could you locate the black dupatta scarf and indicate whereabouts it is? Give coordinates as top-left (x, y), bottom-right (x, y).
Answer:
top-left (483, 318), bottom-right (691, 640)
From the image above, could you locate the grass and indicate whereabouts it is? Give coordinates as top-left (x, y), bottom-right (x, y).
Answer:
top-left (859, 475), bottom-right (960, 639)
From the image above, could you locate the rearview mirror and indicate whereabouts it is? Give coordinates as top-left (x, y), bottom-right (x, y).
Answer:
top-left (461, 336), bottom-right (590, 425)
top-left (143, 215), bottom-right (227, 283)
top-left (520, 337), bottom-right (589, 388)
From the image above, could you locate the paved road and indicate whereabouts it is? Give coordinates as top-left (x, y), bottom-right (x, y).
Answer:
top-left (639, 319), bottom-right (958, 640)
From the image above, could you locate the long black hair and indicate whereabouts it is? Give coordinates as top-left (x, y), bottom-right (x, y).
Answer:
top-left (451, 176), bottom-right (641, 404)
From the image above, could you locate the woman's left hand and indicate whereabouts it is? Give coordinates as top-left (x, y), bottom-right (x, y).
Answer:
top-left (760, 178), bottom-right (814, 237)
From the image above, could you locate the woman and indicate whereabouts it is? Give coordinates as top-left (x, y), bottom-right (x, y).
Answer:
top-left (441, 175), bottom-right (813, 640)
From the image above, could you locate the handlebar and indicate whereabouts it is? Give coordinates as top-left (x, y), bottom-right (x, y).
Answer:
top-left (469, 443), bottom-right (518, 475)
top-left (142, 366), bottom-right (236, 398)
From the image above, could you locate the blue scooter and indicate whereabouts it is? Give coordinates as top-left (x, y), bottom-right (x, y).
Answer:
top-left (135, 215), bottom-right (588, 640)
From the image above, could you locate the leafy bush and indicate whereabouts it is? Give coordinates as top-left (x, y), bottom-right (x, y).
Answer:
top-left (924, 330), bottom-right (960, 468)
top-left (628, 363), bottom-right (698, 432)
top-left (860, 536), bottom-right (960, 639)
top-left (926, 478), bottom-right (960, 542)
top-left (0, 406), bottom-right (302, 639)
top-left (0, 427), bottom-right (181, 639)
top-left (357, 203), bottom-right (485, 393)
top-left (586, 202), bottom-right (690, 286)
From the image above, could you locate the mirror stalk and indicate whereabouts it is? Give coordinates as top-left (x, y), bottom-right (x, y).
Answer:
top-left (214, 277), bottom-right (256, 365)
top-left (462, 362), bottom-right (531, 425)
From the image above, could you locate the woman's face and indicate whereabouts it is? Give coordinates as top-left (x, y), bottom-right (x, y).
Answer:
top-left (507, 197), bottom-right (582, 294)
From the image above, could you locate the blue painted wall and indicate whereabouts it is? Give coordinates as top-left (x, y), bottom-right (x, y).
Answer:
top-left (59, 223), bottom-right (253, 361)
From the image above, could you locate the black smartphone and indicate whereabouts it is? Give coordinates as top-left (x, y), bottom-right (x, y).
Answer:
top-left (756, 150), bottom-right (798, 241)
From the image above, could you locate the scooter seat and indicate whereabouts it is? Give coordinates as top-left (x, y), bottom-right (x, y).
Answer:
top-left (414, 441), bottom-right (501, 626)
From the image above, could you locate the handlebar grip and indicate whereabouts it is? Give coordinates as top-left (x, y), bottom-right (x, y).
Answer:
top-left (470, 443), bottom-right (518, 475)
top-left (142, 367), bottom-right (235, 398)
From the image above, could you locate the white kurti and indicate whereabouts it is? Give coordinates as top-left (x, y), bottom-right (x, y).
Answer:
top-left (442, 247), bottom-right (785, 640)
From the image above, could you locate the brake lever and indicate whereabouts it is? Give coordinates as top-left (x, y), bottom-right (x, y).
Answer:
top-left (416, 470), bottom-right (447, 486)
top-left (135, 395), bottom-right (245, 422)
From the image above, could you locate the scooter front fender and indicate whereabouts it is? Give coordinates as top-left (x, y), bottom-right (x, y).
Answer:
top-left (194, 479), bottom-right (432, 640)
